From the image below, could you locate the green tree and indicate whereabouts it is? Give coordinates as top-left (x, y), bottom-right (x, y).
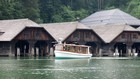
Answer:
top-left (127, 0), bottom-right (140, 19)
top-left (0, 0), bottom-right (24, 19)
top-left (0, 0), bottom-right (15, 19)
top-left (39, 0), bottom-right (62, 23)
top-left (21, 0), bottom-right (42, 23)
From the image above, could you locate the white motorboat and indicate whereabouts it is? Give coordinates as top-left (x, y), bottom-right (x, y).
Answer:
top-left (54, 44), bottom-right (92, 59)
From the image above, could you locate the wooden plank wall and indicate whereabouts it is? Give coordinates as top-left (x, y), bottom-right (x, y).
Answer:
top-left (114, 31), bottom-right (140, 43)
top-left (0, 42), bottom-right (10, 56)
top-left (14, 27), bottom-right (54, 41)
top-left (65, 30), bottom-right (101, 42)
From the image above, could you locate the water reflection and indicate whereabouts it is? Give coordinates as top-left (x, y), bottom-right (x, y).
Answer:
top-left (0, 57), bottom-right (140, 79)
top-left (54, 59), bottom-right (91, 79)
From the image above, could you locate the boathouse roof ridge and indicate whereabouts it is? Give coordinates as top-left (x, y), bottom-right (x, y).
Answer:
top-left (40, 22), bottom-right (77, 41)
top-left (80, 9), bottom-right (140, 26)
top-left (76, 22), bottom-right (91, 30)
top-left (91, 24), bottom-right (127, 43)
top-left (0, 18), bottom-right (40, 41)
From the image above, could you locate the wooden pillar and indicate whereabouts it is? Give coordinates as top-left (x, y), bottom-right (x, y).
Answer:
top-left (95, 42), bottom-right (99, 57)
top-left (48, 41), bottom-right (54, 56)
top-left (96, 42), bottom-right (102, 57)
top-left (36, 47), bottom-right (39, 56)
top-left (108, 47), bottom-right (113, 56)
top-left (127, 43), bottom-right (132, 56)
top-left (95, 46), bottom-right (98, 56)
top-left (99, 48), bottom-right (102, 56)
top-left (50, 47), bottom-right (54, 56)
top-left (127, 47), bottom-right (131, 56)
top-left (28, 41), bottom-right (35, 56)
top-left (47, 45), bottom-right (49, 55)
top-left (10, 41), bottom-right (17, 56)
top-left (17, 48), bottom-right (20, 56)
top-left (31, 47), bottom-right (34, 56)
top-left (132, 48), bottom-right (138, 56)
top-left (9, 44), bottom-right (13, 56)
top-left (114, 47), bottom-right (119, 56)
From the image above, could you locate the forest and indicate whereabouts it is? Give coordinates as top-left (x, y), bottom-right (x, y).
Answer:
top-left (0, 0), bottom-right (140, 23)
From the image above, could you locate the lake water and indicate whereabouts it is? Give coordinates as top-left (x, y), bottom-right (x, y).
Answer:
top-left (0, 57), bottom-right (140, 79)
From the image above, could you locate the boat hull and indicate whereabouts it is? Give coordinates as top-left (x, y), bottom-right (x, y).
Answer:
top-left (54, 50), bottom-right (92, 59)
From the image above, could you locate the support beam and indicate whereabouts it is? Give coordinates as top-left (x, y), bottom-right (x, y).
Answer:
top-left (126, 43), bottom-right (132, 56)
top-left (31, 47), bottom-right (34, 56)
top-left (99, 48), bottom-right (102, 56)
top-left (17, 48), bottom-right (20, 56)
top-left (114, 47), bottom-right (119, 56)
top-left (10, 41), bottom-right (17, 56)
top-left (9, 44), bottom-right (13, 56)
top-left (50, 47), bottom-right (54, 56)
top-left (28, 41), bottom-right (36, 56)
top-left (36, 47), bottom-right (39, 56)
top-left (127, 47), bottom-right (131, 56)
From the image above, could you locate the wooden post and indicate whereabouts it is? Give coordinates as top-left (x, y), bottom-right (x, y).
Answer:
top-left (9, 44), bottom-right (13, 56)
top-left (127, 43), bottom-right (132, 56)
top-left (36, 47), bottom-right (39, 56)
top-left (10, 41), bottom-right (17, 56)
top-left (17, 48), bottom-right (20, 56)
top-left (50, 47), bottom-right (54, 56)
top-left (99, 48), bottom-right (102, 56)
top-left (132, 49), bottom-right (135, 56)
top-left (114, 47), bottom-right (119, 56)
top-left (47, 44), bottom-right (50, 55)
top-left (127, 47), bottom-right (131, 56)
top-left (24, 45), bottom-right (26, 57)
top-left (32, 47), bottom-right (34, 56)
top-left (108, 47), bottom-right (112, 56)
top-left (96, 42), bottom-right (102, 57)
top-left (95, 46), bottom-right (98, 56)
top-left (28, 41), bottom-right (35, 56)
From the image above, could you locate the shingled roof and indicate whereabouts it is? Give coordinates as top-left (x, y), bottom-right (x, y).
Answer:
top-left (40, 21), bottom-right (90, 41)
top-left (90, 24), bottom-right (138, 43)
top-left (81, 9), bottom-right (140, 26)
top-left (0, 19), bottom-right (40, 41)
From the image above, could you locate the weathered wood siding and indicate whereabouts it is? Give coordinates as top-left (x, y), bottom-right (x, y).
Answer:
top-left (14, 27), bottom-right (54, 41)
top-left (0, 42), bottom-right (10, 56)
top-left (65, 30), bottom-right (101, 42)
top-left (114, 31), bottom-right (140, 43)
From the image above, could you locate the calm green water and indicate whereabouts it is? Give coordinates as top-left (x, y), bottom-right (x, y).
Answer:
top-left (0, 57), bottom-right (140, 79)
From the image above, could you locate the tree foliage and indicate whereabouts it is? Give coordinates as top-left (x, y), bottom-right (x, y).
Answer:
top-left (0, 0), bottom-right (140, 23)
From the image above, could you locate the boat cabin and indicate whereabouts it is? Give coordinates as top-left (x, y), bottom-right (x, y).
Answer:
top-left (55, 44), bottom-right (90, 54)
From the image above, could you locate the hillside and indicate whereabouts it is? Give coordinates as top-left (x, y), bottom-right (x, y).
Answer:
top-left (0, 0), bottom-right (139, 23)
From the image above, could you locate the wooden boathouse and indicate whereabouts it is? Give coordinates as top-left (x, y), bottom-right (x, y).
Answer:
top-left (81, 9), bottom-right (140, 56)
top-left (0, 19), bottom-right (55, 56)
top-left (0, 9), bottom-right (140, 57)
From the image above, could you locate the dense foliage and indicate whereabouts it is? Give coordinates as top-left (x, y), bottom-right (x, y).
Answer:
top-left (0, 0), bottom-right (140, 23)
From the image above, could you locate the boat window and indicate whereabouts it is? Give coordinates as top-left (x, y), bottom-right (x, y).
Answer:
top-left (55, 44), bottom-right (63, 50)
top-left (64, 45), bottom-right (89, 54)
